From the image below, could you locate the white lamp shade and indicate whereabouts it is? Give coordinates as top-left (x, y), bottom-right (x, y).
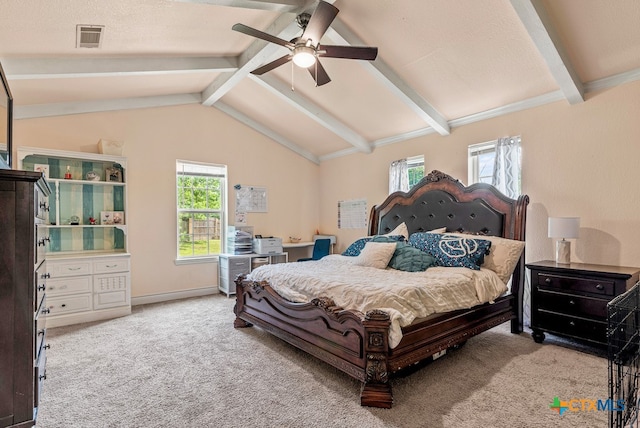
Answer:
top-left (548, 217), bottom-right (580, 239)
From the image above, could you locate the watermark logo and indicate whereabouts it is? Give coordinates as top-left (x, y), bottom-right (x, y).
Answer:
top-left (549, 397), bottom-right (569, 415)
top-left (549, 396), bottom-right (625, 415)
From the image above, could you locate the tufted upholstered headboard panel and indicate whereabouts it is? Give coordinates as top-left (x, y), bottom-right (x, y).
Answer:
top-left (369, 170), bottom-right (528, 242)
top-left (375, 189), bottom-right (504, 237)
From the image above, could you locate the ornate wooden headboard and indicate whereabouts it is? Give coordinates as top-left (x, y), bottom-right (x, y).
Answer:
top-left (369, 170), bottom-right (528, 241)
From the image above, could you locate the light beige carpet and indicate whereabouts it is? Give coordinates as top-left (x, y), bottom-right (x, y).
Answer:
top-left (37, 295), bottom-right (609, 428)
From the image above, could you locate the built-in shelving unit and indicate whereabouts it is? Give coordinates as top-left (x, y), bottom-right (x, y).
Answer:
top-left (18, 146), bottom-right (131, 327)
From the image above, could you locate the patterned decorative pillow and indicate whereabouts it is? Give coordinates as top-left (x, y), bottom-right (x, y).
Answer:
top-left (342, 235), bottom-right (405, 257)
top-left (353, 242), bottom-right (398, 269)
top-left (446, 233), bottom-right (525, 283)
top-left (408, 232), bottom-right (491, 270)
top-left (388, 242), bottom-right (437, 272)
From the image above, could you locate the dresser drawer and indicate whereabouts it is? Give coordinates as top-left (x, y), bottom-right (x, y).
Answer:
top-left (535, 289), bottom-right (608, 319)
top-left (535, 311), bottom-right (607, 344)
top-left (93, 273), bottom-right (130, 309)
top-left (46, 294), bottom-right (92, 315)
top-left (47, 276), bottom-right (92, 296)
top-left (34, 345), bottom-right (47, 410)
top-left (48, 260), bottom-right (92, 277)
top-left (537, 273), bottom-right (615, 297)
top-left (93, 258), bottom-right (130, 274)
top-left (35, 295), bottom-right (47, 357)
top-left (35, 224), bottom-right (48, 265)
top-left (35, 263), bottom-right (48, 309)
top-left (221, 257), bottom-right (250, 271)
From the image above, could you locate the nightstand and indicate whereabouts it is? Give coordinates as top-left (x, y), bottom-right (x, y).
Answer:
top-left (526, 260), bottom-right (640, 346)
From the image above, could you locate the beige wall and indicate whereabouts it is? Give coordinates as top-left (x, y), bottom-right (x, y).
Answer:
top-left (12, 79), bottom-right (640, 299)
top-left (13, 104), bottom-right (320, 298)
top-left (320, 80), bottom-right (640, 269)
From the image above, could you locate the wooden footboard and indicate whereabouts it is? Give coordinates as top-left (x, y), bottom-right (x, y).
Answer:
top-left (234, 275), bottom-right (520, 408)
top-left (234, 276), bottom-right (394, 408)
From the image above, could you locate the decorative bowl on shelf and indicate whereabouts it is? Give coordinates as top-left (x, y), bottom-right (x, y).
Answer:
top-left (289, 237), bottom-right (301, 243)
top-left (86, 171), bottom-right (100, 181)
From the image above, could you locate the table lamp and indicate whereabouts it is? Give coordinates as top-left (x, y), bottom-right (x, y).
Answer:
top-left (548, 217), bottom-right (580, 264)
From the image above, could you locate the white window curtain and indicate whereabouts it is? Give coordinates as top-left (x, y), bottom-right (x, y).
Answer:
top-left (492, 136), bottom-right (521, 198)
top-left (389, 158), bottom-right (409, 193)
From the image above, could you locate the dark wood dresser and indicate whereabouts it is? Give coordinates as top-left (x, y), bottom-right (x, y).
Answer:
top-left (527, 260), bottom-right (640, 347)
top-left (0, 169), bottom-right (50, 428)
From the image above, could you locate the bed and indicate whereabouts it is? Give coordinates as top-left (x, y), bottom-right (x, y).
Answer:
top-left (233, 170), bottom-right (529, 408)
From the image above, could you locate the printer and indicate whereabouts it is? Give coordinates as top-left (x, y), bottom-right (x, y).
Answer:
top-left (252, 237), bottom-right (283, 254)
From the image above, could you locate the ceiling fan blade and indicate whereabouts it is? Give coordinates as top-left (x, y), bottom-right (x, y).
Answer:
top-left (319, 45), bottom-right (378, 61)
top-left (232, 23), bottom-right (293, 49)
top-left (308, 60), bottom-right (331, 86)
top-left (250, 54), bottom-right (292, 75)
top-left (302, 1), bottom-right (339, 45)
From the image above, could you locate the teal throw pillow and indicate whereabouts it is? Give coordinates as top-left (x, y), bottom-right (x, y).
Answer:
top-left (388, 242), bottom-right (437, 272)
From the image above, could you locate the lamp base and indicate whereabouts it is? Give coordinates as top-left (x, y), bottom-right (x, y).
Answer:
top-left (555, 240), bottom-right (571, 264)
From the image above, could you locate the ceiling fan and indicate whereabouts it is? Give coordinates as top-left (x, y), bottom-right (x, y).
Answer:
top-left (232, 1), bottom-right (378, 86)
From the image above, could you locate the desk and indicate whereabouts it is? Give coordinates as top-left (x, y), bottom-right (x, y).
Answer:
top-left (282, 242), bottom-right (314, 261)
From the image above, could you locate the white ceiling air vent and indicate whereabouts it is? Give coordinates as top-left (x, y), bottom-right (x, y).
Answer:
top-left (76, 25), bottom-right (104, 48)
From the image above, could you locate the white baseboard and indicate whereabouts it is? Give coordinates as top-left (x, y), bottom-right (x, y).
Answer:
top-left (131, 287), bottom-right (218, 306)
top-left (47, 306), bottom-right (132, 328)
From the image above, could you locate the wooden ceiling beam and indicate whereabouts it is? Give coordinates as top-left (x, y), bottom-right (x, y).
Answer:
top-left (326, 20), bottom-right (451, 136)
top-left (251, 74), bottom-right (372, 153)
top-left (510, 0), bottom-right (584, 104)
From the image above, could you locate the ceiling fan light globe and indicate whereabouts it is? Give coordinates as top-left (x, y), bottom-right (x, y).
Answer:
top-left (292, 46), bottom-right (316, 68)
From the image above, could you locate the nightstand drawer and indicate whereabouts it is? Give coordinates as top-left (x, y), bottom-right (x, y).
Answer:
top-left (537, 273), bottom-right (615, 296)
top-left (535, 311), bottom-right (607, 344)
top-left (535, 290), bottom-right (608, 319)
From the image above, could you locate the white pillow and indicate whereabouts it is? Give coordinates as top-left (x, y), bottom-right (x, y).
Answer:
top-left (353, 242), bottom-right (397, 269)
top-left (447, 232), bottom-right (524, 283)
top-left (429, 227), bottom-right (447, 233)
top-left (384, 222), bottom-right (408, 240)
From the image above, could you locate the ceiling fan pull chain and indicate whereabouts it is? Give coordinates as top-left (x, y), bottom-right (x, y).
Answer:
top-left (291, 59), bottom-right (295, 91)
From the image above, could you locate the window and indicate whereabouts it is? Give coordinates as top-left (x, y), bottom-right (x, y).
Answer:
top-left (407, 155), bottom-right (425, 189)
top-left (176, 160), bottom-right (227, 260)
top-left (468, 142), bottom-right (496, 185)
top-left (389, 155), bottom-right (424, 193)
top-left (468, 137), bottom-right (522, 198)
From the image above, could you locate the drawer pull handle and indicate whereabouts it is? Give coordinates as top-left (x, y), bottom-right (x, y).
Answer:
top-left (39, 373), bottom-right (47, 381)
top-left (38, 239), bottom-right (47, 246)
top-left (544, 278), bottom-right (552, 284)
top-left (595, 284), bottom-right (604, 290)
top-left (61, 304), bottom-right (67, 308)
top-left (42, 308), bottom-right (51, 315)
top-left (41, 273), bottom-right (51, 279)
top-left (569, 321), bottom-right (576, 327)
top-left (568, 300), bottom-right (575, 305)
top-left (105, 264), bottom-right (118, 268)
top-left (44, 344), bottom-right (50, 350)
top-left (38, 329), bottom-right (45, 336)
top-left (38, 285), bottom-right (46, 291)
top-left (67, 267), bottom-right (82, 271)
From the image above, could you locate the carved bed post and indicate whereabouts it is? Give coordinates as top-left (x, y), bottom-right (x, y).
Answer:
top-left (233, 275), bottom-right (253, 328)
top-left (360, 310), bottom-right (393, 408)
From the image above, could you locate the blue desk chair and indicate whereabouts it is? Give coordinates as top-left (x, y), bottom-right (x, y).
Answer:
top-left (297, 238), bottom-right (331, 262)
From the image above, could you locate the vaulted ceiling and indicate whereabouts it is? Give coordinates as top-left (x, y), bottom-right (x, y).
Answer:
top-left (1, 0), bottom-right (639, 164)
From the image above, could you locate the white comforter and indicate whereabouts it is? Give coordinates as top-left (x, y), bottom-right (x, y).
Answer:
top-left (247, 255), bottom-right (507, 348)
